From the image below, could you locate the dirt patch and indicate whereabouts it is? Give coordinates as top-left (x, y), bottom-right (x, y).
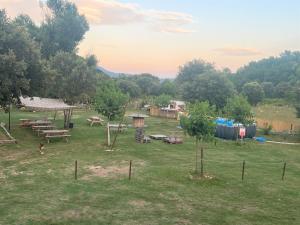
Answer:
top-left (83, 165), bottom-right (128, 179)
top-left (83, 160), bottom-right (145, 180)
top-left (128, 200), bottom-right (148, 208)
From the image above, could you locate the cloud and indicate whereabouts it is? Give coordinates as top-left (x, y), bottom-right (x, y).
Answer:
top-left (0, 0), bottom-right (195, 34)
top-left (214, 47), bottom-right (263, 56)
top-left (74, 0), bottom-right (195, 34)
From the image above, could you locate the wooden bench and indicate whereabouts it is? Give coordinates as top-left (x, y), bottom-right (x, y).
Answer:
top-left (42, 130), bottom-right (70, 143)
top-left (87, 117), bottom-right (104, 126)
top-left (45, 134), bottom-right (71, 143)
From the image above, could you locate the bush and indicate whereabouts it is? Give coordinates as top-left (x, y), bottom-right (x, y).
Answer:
top-left (262, 124), bottom-right (272, 135)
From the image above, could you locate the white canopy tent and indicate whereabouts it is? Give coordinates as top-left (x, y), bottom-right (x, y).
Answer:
top-left (20, 97), bottom-right (76, 128)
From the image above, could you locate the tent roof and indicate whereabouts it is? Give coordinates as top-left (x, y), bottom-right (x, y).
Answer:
top-left (20, 97), bottom-right (76, 111)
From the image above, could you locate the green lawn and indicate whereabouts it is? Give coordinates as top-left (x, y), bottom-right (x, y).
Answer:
top-left (254, 104), bottom-right (299, 124)
top-left (0, 109), bottom-right (299, 225)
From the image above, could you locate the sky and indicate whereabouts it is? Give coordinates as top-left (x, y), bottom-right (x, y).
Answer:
top-left (1, 0), bottom-right (300, 78)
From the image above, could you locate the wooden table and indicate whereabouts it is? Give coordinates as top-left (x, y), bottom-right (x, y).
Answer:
top-left (87, 116), bottom-right (104, 126)
top-left (19, 119), bottom-right (33, 127)
top-left (32, 125), bottom-right (56, 136)
top-left (28, 121), bottom-right (52, 127)
top-left (42, 130), bottom-right (70, 143)
top-left (109, 124), bottom-right (127, 132)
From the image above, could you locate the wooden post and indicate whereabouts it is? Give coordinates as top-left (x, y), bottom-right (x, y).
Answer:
top-left (107, 122), bottom-right (111, 146)
top-left (75, 160), bottom-right (78, 180)
top-left (200, 147), bottom-right (204, 177)
top-left (195, 148), bottom-right (198, 173)
top-left (8, 105), bottom-right (11, 131)
top-left (129, 160), bottom-right (132, 180)
top-left (282, 162), bottom-right (286, 180)
top-left (242, 160), bottom-right (245, 180)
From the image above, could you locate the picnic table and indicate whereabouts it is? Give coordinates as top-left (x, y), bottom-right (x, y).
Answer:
top-left (87, 116), bottom-right (104, 126)
top-left (32, 125), bottom-right (56, 136)
top-left (19, 119), bottom-right (33, 127)
top-left (28, 120), bottom-right (53, 127)
top-left (42, 130), bottom-right (71, 143)
top-left (163, 136), bottom-right (183, 144)
top-left (108, 124), bottom-right (127, 132)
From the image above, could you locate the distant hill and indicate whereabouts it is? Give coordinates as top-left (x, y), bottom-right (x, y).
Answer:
top-left (97, 66), bottom-right (122, 78)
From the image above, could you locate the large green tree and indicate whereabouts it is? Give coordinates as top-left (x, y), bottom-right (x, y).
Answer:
top-left (182, 71), bottom-right (235, 109)
top-left (175, 59), bottom-right (215, 84)
top-left (242, 82), bottom-right (264, 106)
top-left (0, 50), bottom-right (28, 109)
top-left (224, 95), bottom-right (253, 125)
top-left (48, 52), bottom-right (97, 104)
top-left (40, 0), bottom-right (89, 58)
top-left (0, 10), bottom-right (46, 97)
top-left (93, 80), bottom-right (129, 121)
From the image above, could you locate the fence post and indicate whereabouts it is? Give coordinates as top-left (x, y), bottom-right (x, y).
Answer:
top-left (129, 160), bottom-right (132, 180)
top-left (200, 147), bottom-right (204, 177)
top-left (242, 160), bottom-right (245, 181)
top-left (75, 160), bottom-right (77, 180)
top-left (282, 162), bottom-right (286, 180)
top-left (195, 148), bottom-right (198, 173)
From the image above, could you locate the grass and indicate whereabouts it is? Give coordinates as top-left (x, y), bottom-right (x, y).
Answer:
top-left (0, 109), bottom-right (299, 225)
top-left (254, 104), bottom-right (299, 124)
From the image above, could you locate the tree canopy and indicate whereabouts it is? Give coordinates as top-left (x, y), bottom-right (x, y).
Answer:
top-left (224, 95), bottom-right (253, 125)
top-left (180, 102), bottom-right (216, 141)
top-left (93, 80), bottom-right (129, 120)
top-left (242, 82), bottom-right (265, 106)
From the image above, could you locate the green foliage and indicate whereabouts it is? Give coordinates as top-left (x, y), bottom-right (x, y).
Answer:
top-left (261, 82), bottom-right (275, 98)
top-left (116, 79), bottom-right (141, 98)
top-left (48, 51), bottom-right (98, 103)
top-left (0, 10), bottom-right (46, 96)
top-left (292, 87), bottom-right (300, 118)
top-left (0, 50), bottom-right (28, 108)
top-left (159, 79), bottom-right (176, 96)
top-left (175, 59), bottom-right (215, 84)
top-left (93, 80), bottom-right (129, 120)
top-left (182, 71), bottom-right (235, 109)
top-left (224, 95), bottom-right (253, 125)
top-left (180, 102), bottom-right (216, 141)
top-left (242, 82), bottom-right (264, 106)
top-left (234, 51), bottom-right (300, 94)
top-left (262, 124), bottom-right (273, 135)
top-left (40, 0), bottom-right (89, 58)
top-left (154, 94), bottom-right (172, 108)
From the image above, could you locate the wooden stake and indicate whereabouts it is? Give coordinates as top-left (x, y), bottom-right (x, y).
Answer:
top-left (129, 160), bottom-right (132, 180)
top-left (282, 162), bottom-right (286, 180)
top-left (8, 105), bottom-right (11, 131)
top-left (200, 147), bottom-right (204, 177)
top-left (75, 160), bottom-right (78, 180)
top-left (242, 160), bottom-right (245, 180)
top-left (195, 148), bottom-right (198, 173)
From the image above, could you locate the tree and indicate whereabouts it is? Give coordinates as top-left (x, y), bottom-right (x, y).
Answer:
top-left (180, 102), bottom-right (216, 175)
top-left (93, 80), bottom-right (129, 121)
top-left (242, 82), bottom-right (264, 106)
top-left (182, 71), bottom-right (235, 109)
top-left (154, 94), bottom-right (172, 108)
top-left (233, 51), bottom-right (300, 94)
top-left (48, 51), bottom-right (97, 104)
top-left (176, 59), bottom-right (215, 84)
top-left (0, 50), bottom-right (28, 109)
top-left (224, 95), bottom-right (253, 125)
top-left (116, 79), bottom-right (141, 98)
top-left (0, 10), bottom-right (46, 97)
top-left (39, 0), bottom-right (89, 58)
top-left (262, 82), bottom-right (275, 98)
top-left (159, 79), bottom-right (176, 97)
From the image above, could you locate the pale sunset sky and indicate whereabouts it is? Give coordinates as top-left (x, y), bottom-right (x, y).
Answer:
top-left (1, 0), bottom-right (300, 77)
